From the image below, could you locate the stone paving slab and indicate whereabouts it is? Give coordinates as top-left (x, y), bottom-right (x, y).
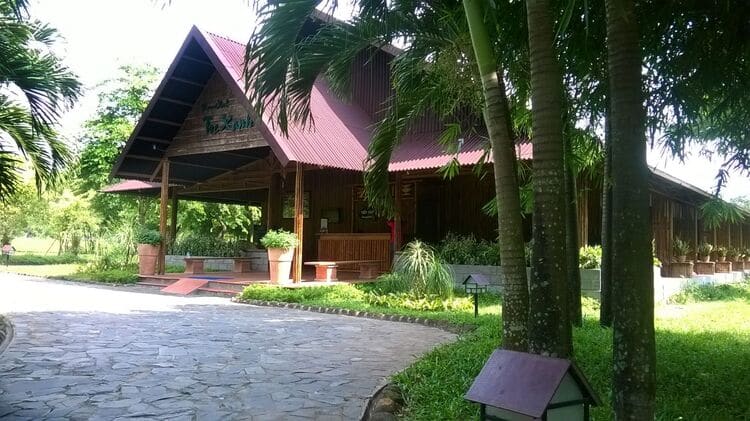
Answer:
top-left (0, 274), bottom-right (455, 420)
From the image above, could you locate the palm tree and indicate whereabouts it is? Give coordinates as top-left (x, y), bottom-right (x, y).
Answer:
top-left (604, 0), bottom-right (656, 417)
top-left (523, 0), bottom-right (571, 357)
top-left (246, 0), bottom-right (531, 350)
top-left (0, 0), bottom-right (81, 200)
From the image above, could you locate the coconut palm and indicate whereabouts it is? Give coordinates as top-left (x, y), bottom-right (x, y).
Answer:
top-left (0, 0), bottom-right (81, 200)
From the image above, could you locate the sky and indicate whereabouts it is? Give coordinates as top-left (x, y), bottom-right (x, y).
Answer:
top-left (32, 0), bottom-right (749, 200)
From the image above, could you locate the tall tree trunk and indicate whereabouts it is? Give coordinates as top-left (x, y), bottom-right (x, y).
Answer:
top-left (463, 0), bottom-right (529, 351)
top-left (525, 0), bottom-right (571, 357)
top-left (600, 107), bottom-right (613, 327)
top-left (564, 133), bottom-right (582, 326)
top-left (605, 0), bottom-right (656, 418)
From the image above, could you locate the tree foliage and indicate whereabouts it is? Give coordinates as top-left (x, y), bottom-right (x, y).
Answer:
top-left (0, 0), bottom-right (81, 199)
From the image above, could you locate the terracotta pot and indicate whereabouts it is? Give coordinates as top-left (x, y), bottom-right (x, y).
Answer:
top-left (137, 243), bottom-right (160, 276)
top-left (719, 256), bottom-right (726, 262)
top-left (267, 247), bottom-right (295, 284)
top-left (701, 255), bottom-right (710, 262)
top-left (677, 255), bottom-right (687, 263)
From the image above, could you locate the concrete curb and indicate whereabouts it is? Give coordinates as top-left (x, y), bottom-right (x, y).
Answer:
top-left (233, 298), bottom-right (475, 335)
top-left (0, 315), bottom-right (14, 356)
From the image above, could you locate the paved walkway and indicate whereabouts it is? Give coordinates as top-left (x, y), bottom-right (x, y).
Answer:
top-left (0, 274), bottom-right (455, 420)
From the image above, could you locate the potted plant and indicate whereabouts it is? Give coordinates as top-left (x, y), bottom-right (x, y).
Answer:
top-left (260, 229), bottom-right (298, 284)
top-left (727, 247), bottom-right (740, 262)
top-left (697, 242), bottom-right (713, 262)
top-left (672, 238), bottom-right (690, 263)
top-left (744, 248), bottom-right (750, 263)
top-left (136, 228), bottom-right (161, 276)
top-left (715, 246), bottom-right (727, 262)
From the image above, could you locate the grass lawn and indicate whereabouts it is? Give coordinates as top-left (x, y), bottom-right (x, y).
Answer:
top-left (239, 282), bottom-right (750, 420)
top-left (0, 264), bottom-right (81, 278)
top-left (0, 264), bottom-right (138, 284)
top-left (10, 237), bottom-right (59, 254)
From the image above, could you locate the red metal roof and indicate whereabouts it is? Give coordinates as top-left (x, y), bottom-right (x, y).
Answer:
top-left (100, 180), bottom-right (162, 193)
top-left (199, 29), bottom-right (530, 172)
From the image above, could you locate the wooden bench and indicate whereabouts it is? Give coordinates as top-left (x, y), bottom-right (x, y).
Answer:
top-left (303, 260), bottom-right (382, 282)
top-left (183, 257), bottom-right (259, 274)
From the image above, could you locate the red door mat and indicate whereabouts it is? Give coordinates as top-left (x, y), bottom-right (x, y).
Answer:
top-left (161, 278), bottom-right (209, 295)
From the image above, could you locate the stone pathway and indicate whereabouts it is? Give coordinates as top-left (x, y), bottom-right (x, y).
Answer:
top-left (0, 274), bottom-right (455, 420)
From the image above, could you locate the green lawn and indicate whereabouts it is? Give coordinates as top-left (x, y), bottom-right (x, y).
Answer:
top-left (0, 264), bottom-right (81, 278)
top-left (239, 282), bottom-right (750, 420)
top-left (0, 264), bottom-right (138, 284)
top-left (9, 237), bottom-right (59, 254)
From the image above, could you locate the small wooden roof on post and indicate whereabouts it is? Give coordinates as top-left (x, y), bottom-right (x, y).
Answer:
top-left (465, 349), bottom-right (601, 420)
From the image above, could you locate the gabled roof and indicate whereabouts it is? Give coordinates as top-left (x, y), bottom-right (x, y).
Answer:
top-left (111, 25), bottom-right (530, 185)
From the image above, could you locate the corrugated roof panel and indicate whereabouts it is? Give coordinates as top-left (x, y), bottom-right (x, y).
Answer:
top-left (199, 29), bottom-right (530, 172)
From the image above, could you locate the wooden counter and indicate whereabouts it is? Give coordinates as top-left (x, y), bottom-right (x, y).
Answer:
top-left (317, 233), bottom-right (391, 272)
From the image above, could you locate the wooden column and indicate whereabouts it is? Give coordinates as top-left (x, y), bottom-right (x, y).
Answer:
top-left (159, 160), bottom-right (170, 274)
top-left (293, 163), bottom-right (304, 283)
top-left (267, 173), bottom-right (279, 229)
top-left (170, 193), bottom-right (178, 248)
top-left (394, 173), bottom-right (403, 250)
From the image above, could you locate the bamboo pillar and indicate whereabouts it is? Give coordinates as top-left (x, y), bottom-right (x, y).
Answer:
top-left (293, 163), bottom-right (304, 283)
top-left (159, 160), bottom-right (170, 275)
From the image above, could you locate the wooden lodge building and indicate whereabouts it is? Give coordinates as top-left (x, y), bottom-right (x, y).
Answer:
top-left (108, 23), bottom-right (750, 282)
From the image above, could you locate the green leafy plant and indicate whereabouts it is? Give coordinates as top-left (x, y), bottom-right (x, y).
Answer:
top-left (135, 229), bottom-right (161, 245)
top-left (260, 229), bottom-right (297, 250)
top-left (170, 235), bottom-right (244, 257)
top-left (395, 240), bottom-right (454, 299)
top-left (697, 242), bottom-right (714, 258)
top-left (672, 238), bottom-right (691, 257)
top-left (579, 245), bottom-right (602, 269)
top-left (369, 272), bottom-right (410, 295)
top-left (363, 292), bottom-right (472, 312)
top-left (715, 246), bottom-right (728, 258)
top-left (437, 233), bottom-right (500, 266)
top-left (727, 247), bottom-right (740, 261)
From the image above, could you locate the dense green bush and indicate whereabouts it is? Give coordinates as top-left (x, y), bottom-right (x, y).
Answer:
top-left (437, 233), bottom-right (501, 266)
top-left (71, 268), bottom-right (138, 284)
top-left (669, 282), bottom-right (750, 304)
top-left (395, 240), bottom-right (454, 299)
top-left (366, 272), bottom-right (410, 295)
top-left (260, 229), bottom-right (297, 249)
top-left (363, 292), bottom-right (472, 311)
top-left (170, 235), bottom-right (249, 257)
top-left (6, 253), bottom-right (86, 265)
top-left (579, 245), bottom-right (602, 269)
top-left (135, 228), bottom-right (161, 245)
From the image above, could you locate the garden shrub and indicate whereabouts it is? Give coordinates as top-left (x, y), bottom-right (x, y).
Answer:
top-left (437, 233), bottom-right (501, 266)
top-left (395, 240), bottom-right (454, 299)
top-left (170, 235), bottom-right (247, 257)
top-left (6, 253), bottom-right (85, 265)
top-left (135, 228), bottom-right (161, 245)
top-left (72, 268), bottom-right (138, 284)
top-left (579, 245), bottom-right (602, 269)
top-left (363, 292), bottom-right (472, 312)
top-left (366, 272), bottom-right (410, 295)
top-left (669, 282), bottom-right (750, 304)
